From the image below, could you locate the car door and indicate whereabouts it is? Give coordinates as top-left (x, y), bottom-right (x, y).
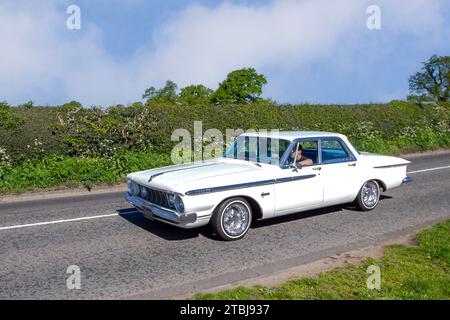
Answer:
top-left (319, 138), bottom-right (359, 205)
top-left (274, 139), bottom-right (323, 215)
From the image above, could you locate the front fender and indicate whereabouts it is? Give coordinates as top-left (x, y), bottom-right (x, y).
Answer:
top-left (183, 184), bottom-right (275, 220)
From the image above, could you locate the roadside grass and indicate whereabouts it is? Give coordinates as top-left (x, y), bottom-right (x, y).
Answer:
top-left (194, 219), bottom-right (450, 300)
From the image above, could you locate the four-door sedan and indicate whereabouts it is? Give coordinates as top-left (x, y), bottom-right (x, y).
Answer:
top-left (125, 131), bottom-right (412, 240)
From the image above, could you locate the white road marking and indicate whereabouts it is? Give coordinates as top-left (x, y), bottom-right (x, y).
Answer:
top-left (0, 212), bottom-right (134, 231)
top-left (407, 165), bottom-right (450, 174)
top-left (1, 164), bottom-right (449, 231)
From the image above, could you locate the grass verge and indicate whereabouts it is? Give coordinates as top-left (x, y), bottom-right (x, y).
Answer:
top-left (194, 219), bottom-right (450, 300)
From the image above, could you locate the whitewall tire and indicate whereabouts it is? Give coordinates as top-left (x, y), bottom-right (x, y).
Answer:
top-left (355, 180), bottom-right (381, 211)
top-left (211, 197), bottom-right (252, 241)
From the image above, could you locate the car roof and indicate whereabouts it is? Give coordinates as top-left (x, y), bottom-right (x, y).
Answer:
top-left (240, 131), bottom-right (346, 142)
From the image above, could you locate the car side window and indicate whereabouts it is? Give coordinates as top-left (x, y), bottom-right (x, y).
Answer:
top-left (284, 140), bottom-right (319, 167)
top-left (300, 140), bottom-right (319, 165)
top-left (321, 139), bottom-right (353, 164)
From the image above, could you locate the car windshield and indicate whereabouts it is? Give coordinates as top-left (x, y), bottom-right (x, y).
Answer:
top-left (224, 136), bottom-right (291, 166)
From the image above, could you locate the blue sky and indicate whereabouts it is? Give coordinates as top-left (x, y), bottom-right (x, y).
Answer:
top-left (0, 0), bottom-right (449, 106)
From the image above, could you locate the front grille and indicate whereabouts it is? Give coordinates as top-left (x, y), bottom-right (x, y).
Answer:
top-left (138, 186), bottom-right (169, 208)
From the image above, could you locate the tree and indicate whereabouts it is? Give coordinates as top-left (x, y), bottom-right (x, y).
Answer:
top-left (211, 68), bottom-right (268, 104)
top-left (179, 85), bottom-right (213, 105)
top-left (408, 55), bottom-right (450, 102)
top-left (0, 101), bottom-right (24, 129)
top-left (61, 100), bottom-right (82, 109)
top-left (142, 80), bottom-right (178, 104)
top-left (21, 100), bottom-right (34, 109)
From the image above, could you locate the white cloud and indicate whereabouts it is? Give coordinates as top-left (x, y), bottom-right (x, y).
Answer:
top-left (0, 0), bottom-right (448, 105)
top-left (149, 0), bottom-right (364, 88)
top-left (0, 1), bottom-right (143, 106)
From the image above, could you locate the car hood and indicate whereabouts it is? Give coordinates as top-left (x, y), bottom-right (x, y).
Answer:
top-left (129, 158), bottom-right (268, 194)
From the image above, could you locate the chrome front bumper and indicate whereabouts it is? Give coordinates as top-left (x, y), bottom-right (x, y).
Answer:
top-left (124, 192), bottom-right (197, 225)
top-left (402, 176), bottom-right (413, 184)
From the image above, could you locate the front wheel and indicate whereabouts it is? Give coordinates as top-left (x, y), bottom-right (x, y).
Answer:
top-left (211, 198), bottom-right (252, 241)
top-left (355, 180), bottom-right (380, 211)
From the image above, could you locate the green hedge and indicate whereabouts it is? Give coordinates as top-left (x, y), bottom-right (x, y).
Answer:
top-left (1, 101), bottom-right (449, 163)
top-left (0, 101), bottom-right (449, 192)
top-left (0, 152), bottom-right (170, 193)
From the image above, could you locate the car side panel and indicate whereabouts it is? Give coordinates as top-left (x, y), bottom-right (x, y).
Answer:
top-left (366, 165), bottom-right (408, 190)
top-left (321, 161), bottom-right (362, 205)
top-left (273, 166), bottom-right (323, 215)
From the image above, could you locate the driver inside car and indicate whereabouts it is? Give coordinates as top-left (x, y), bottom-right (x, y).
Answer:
top-left (291, 143), bottom-right (313, 167)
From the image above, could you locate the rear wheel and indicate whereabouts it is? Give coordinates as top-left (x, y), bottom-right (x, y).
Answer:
top-left (355, 180), bottom-right (380, 211)
top-left (211, 198), bottom-right (252, 241)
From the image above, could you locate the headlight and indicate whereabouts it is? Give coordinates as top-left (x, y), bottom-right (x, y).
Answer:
top-left (140, 185), bottom-right (148, 198)
top-left (167, 194), bottom-right (176, 208)
top-left (127, 180), bottom-right (139, 196)
top-left (174, 195), bottom-right (184, 213)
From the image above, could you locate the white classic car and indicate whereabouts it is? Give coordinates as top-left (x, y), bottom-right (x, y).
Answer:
top-left (125, 131), bottom-right (412, 240)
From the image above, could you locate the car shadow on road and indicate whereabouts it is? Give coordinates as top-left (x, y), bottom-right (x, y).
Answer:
top-left (253, 195), bottom-right (393, 229)
top-left (117, 208), bottom-right (214, 241)
top-left (119, 195), bottom-right (393, 240)
top-left (252, 204), bottom-right (348, 228)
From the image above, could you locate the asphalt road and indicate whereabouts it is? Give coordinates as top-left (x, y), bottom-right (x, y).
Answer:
top-left (0, 152), bottom-right (449, 299)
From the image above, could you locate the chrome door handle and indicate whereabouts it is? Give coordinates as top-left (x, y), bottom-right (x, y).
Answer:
top-left (312, 167), bottom-right (322, 171)
top-left (348, 163), bottom-right (356, 167)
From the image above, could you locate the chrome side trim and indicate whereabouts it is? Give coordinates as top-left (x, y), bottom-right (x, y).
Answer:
top-left (275, 174), bottom-right (317, 183)
top-left (148, 163), bottom-right (218, 182)
top-left (185, 179), bottom-right (275, 195)
top-left (374, 163), bottom-right (408, 169)
top-left (185, 174), bottom-right (316, 196)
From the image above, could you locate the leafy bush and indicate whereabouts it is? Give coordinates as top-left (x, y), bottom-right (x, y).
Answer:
top-left (0, 101), bottom-right (24, 129)
top-left (0, 101), bottom-right (449, 192)
top-left (2, 101), bottom-right (450, 162)
top-left (0, 151), bottom-right (170, 193)
top-left (0, 106), bottom-right (60, 163)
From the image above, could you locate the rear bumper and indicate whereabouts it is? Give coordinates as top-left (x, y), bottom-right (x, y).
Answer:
top-left (124, 192), bottom-right (197, 226)
top-left (402, 176), bottom-right (413, 184)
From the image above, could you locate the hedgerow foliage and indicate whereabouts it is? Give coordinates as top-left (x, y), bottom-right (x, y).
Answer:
top-left (1, 101), bottom-right (449, 164)
top-left (0, 101), bottom-right (449, 192)
top-left (0, 152), bottom-right (170, 193)
top-left (0, 101), bottom-right (24, 130)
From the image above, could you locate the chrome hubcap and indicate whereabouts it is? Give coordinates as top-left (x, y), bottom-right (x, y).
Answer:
top-left (222, 202), bottom-right (250, 237)
top-left (362, 181), bottom-right (379, 208)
